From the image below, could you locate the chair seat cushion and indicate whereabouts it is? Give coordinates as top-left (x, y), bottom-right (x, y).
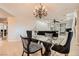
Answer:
top-left (52, 44), bottom-right (69, 54)
top-left (24, 42), bottom-right (42, 53)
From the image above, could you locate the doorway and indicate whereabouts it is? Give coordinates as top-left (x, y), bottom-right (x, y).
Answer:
top-left (0, 18), bottom-right (8, 40)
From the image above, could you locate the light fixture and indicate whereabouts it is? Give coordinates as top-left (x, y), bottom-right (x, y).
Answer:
top-left (33, 3), bottom-right (47, 19)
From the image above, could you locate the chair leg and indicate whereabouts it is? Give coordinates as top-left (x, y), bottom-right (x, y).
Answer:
top-left (65, 54), bottom-right (68, 56)
top-left (27, 53), bottom-right (30, 56)
top-left (22, 51), bottom-right (24, 56)
top-left (41, 48), bottom-right (43, 56)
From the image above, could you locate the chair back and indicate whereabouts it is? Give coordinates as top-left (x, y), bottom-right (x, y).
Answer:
top-left (63, 32), bottom-right (73, 52)
top-left (27, 30), bottom-right (32, 38)
top-left (21, 30), bottom-right (32, 52)
top-left (20, 35), bottom-right (29, 49)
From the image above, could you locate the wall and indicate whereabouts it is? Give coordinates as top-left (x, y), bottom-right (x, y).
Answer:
top-left (0, 3), bottom-right (79, 41)
top-left (7, 17), bottom-right (16, 41)
top-left (4, 4), bottom-right (79, 43)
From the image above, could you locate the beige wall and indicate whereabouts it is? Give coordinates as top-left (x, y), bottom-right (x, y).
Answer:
top-left (0, 3), bottom-right (79, 41)
top-left (7, 17), bottom-right (16, 41)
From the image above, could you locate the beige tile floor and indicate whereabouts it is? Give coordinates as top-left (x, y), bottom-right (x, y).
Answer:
top-left (0, 38), bottom-right (79, 56)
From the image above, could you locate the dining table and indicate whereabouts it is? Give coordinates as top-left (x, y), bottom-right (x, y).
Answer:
top-left (32, 31), bottom-right (61, 56)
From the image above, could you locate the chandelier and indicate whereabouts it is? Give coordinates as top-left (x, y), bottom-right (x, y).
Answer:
top-left (33, 3), bottom-right (48, 19)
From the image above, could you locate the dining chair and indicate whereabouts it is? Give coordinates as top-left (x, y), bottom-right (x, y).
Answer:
top-left (32, 31), bottom-right (39, 43)
top-left (20, 31), bottom-right (43, 56)
top-left (51, 29), bottom-right (73, 56)
top-left (53, 32), bottom-right (58, 40)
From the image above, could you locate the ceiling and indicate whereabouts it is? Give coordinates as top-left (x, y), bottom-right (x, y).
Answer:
top-left (0, 3), bottom-right (79, 18)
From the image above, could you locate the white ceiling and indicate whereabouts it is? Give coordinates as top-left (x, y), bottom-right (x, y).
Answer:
top-left (0, 3), bottom-right (79, 18)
